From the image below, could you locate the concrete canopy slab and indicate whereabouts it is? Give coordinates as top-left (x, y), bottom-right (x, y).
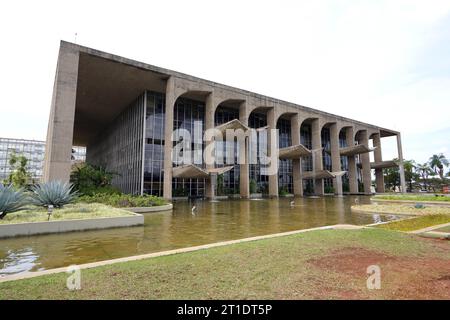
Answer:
top-left (207, 166), bottom-right (234, 175)
top-left (279, 144), bottom-right (312, 159)
top-left (302, 170), bottom-right (347, 180)
top-left (172, 165), bottom-right (209, 179)
top-left (340, 144), bottom-right (376, 156)
top-left (172, 165), bottom-right (234, 179)
top-left (214, 119), bottom-right (250, 135)
top-left (357, 160), bottom-right (399, 169)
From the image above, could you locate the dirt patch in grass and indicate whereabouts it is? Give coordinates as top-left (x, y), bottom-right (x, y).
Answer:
top-left (307, 246), bottom-right (450, 299)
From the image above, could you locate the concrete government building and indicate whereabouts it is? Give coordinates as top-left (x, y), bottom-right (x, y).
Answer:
top-left (43, 41), bottom-right (406, 199)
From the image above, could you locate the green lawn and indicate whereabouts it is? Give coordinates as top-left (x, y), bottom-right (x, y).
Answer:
top-left (373, 194), bottom-right (450, 202)
top-left (376, 214), bottom-right (450, 232)
top-left (0, 203), bottom-right (134, 225)
top-left (1, 228), bottom-right (449, 300)
top-left (434, 225), bottom-right (450, 233)
top-left (352, 204), bottom-right (450, 215)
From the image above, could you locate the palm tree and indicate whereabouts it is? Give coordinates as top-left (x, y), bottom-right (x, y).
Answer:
top-left (403, 160), bottom-right (417, 192)
top-left (416, 163), bottom-right (432, 191)
top-left (429, 154), bottom-right (449, 179)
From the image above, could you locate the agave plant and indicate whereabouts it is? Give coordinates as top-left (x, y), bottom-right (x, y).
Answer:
top-left (31, 181), bottom-right (78, 208)
top-left (0, 183), bottom-right (28, 219)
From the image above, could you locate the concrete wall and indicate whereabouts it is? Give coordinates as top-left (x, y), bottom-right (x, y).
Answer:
top-left (0, 214), bottom-right (144, 239)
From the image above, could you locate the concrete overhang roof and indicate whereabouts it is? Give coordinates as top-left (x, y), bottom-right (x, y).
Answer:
top-left (340, 145), bottom-right (376, 156)
top-left (172, 165), bottom-right (234, 179)
top-left (73, 53), bottom-right (168, 146)
top-left (302, 170), bottom-right (347, 180)
top-left (279, 144), bottom-right (312, 159)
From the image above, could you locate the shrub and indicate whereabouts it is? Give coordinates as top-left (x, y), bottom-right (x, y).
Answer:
top-left (31, 181), bottom-right (78, 208)
top-left (78, 193), bottom-right (166, 207)
top-left (249, 179), bottom-right (257, 194)
top-left (324, 186), bottom-right (335, 194)
top-left (70, 164), bottom-right (118, 195)
top-left (0, 184), bottom-right (28, 219)
top-left (279, 186), bottom-right (290, 196)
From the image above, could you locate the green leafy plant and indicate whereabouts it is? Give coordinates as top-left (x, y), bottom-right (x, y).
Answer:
top-left (324, 185), bottom-right (335, 194)
top-left (0, 184), bottom-right (28, 219)
top-left (70, 164), bottom-right (119, 195)
top-left (249, 179), bottom-right (257, 194)
top-left (31, 181), bottom-right (78, 208)
top-left (279, 186), bottom-right (290, 196)
top-left (78, 193), bottom-right (166, 207)
top-left (4, 153), bottom-right (31, 188)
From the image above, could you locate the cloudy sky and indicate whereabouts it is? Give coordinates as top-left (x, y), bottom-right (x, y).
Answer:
top-left (0, 0), bottom-right (449, 164)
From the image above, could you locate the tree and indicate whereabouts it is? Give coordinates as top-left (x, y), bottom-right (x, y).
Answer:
top-left (429, 153), bottom-right (449, 180)
top-left (416, 163), bottom-right (433, 191)
top-left (403, 160), bottom-right (418, 192)
top-left (383, 167), bottom-right (399, 191)
top-left (4, 153), bottom-right (30, 188)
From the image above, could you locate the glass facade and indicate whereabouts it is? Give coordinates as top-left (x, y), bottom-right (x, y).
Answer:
top-left (173, 97), bottom-right (206, 197)
top-left (143, 91), bottom-right (166, 196)
top-left (277, 118), bottom-right (293, 193)
top-left (215, 106), bottom-right (240, 194)
top-left (321, 127), bottom-right (333, 190)
top-left (300, 123), bottom-right (314, 194)
top-left (248, 112), bottom-right (268, 194)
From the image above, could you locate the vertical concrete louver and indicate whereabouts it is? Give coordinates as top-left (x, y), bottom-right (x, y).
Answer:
top-left (86, 93), bottom-right (146, 195)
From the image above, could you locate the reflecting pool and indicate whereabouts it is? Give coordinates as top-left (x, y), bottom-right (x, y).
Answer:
top-left (0, 196), bottom-right (398, 276)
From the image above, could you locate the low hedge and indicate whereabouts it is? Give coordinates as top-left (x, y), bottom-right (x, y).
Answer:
top-left (78, 193), bottom-right (167, 208)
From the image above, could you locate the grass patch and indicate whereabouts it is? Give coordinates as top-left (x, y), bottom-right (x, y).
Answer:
top-left (376, 214), bottom-right (450, 232)
top-left (0, 203), bottom-right (134, 225)
top-left (373, 194), bottom-right (450, 202)
top-left (434, 225), bottom-right (450, 233)
top-left (352, 204), bottom-right (450, 215)
top-left (0, 228), bottom-right (449, 299)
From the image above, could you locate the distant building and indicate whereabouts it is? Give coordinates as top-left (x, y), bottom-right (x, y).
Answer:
top-left (0, 137), bottom-right (85, 183)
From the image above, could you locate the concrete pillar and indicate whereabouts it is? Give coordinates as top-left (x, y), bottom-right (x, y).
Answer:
top-left (311, 119), bottom-right (324, 195)
top-left (239, 102), bottom-right (250, 199)
top-left (267, 108), bottom-right (278, 197)
top-left (372, 133), bottom-right (385, 193)
top-left (397, 133), bottom-right (407, 193)
top-left (291, 114), bottom-right (303, 196)
top-left (43, 43), bottom-right (79, 183)
top-left (346, 127), bottom-right (358, 194)
top-left (205, 93), bottom-right (216, 199)
top-left (330, 123), bottom-right (343, 195)
top-left (359, 130), bottom-right (372, 195)
top-left (163, 77), bottom-right (175, 200)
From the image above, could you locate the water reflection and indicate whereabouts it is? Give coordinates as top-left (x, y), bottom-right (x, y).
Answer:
top-left (0, 196), bottom-right (399, 276)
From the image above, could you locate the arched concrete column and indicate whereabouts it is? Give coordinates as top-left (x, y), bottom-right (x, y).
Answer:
top-left (329, 123), bottom-right (343, 195)
top-left (372, 132), bottom-right (385, 193)
top-left (290, 113), bottom-right (303, 196)
top-left (205, 92), bottom-right (216, 199)
top-left (311, 118), bottom-right (324, 195)
top-left (345, 126), bottom-right (358, 194)
top-left (163, 77), bottom-right (176, 199)
top-left (356, 129), bottom-right (372, 195)
top-left (239, 101), bottom-right (250, 198)
top-left (267, 108), bottom-right (279, 197)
